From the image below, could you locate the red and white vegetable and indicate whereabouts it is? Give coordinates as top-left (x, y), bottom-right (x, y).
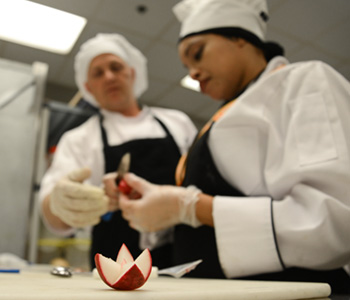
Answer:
top-left (95, 244), bottom-right (152, 290)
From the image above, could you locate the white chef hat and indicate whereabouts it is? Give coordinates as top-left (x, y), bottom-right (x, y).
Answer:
top-left (173, 0), bottom-right (269, 45)
top-left (74, 33), bottom-right (148, 106)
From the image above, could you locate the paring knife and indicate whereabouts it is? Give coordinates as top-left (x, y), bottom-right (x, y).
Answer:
top-left (115, 152), bottom-right (132, 194)
top-left (102, 152), bottom-right (132, 221)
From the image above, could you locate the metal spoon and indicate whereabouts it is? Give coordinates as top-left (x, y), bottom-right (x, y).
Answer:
top-left (50, 266), bottom-right (72, 278)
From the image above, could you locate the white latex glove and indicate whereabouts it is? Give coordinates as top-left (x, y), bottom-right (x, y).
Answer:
top-left (119, 173), bottom-right (202, 232)
top-left (50, 168), bottom-right (109, 228)
top-left (102, 172), bottom-right (120, 212)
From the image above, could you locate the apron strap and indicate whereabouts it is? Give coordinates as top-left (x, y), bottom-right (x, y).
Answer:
top-left (175, 100), bottom-right (235, 186)
top-left (98, 113), bottom-right (109, 146)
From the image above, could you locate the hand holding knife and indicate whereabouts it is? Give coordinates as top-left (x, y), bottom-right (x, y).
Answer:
top-left (115, 152), bottom-right (132, 195)
top-left (102, 152), bottom-right (132, 221)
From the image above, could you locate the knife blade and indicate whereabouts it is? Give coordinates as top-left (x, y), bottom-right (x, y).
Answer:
top-left (115, 152), bottom-right (131, 194)
top-left (102, 152), bottom-right (131, 222)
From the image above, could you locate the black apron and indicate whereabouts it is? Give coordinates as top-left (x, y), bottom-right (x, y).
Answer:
top-left (90, 114), bottom-right (181, 270)
top-left (174, 123), bottom-right (243, 278)
top-left (175, 121), bottom-right (350, 294)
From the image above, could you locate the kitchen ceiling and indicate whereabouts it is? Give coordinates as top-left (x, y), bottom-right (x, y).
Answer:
top-left (0, 0), bottom-right (349, 127)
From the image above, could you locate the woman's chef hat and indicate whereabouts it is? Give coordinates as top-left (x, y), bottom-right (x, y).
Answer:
top-left (74, 33), bottom-right (148, 106)
top-left (173, 0), bottom-right (269, 44)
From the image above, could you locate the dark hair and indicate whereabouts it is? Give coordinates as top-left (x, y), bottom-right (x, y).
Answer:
top-left (262, 41), bottom-right (284, 62)
top-left (179, 27), bottom-right (284, 62)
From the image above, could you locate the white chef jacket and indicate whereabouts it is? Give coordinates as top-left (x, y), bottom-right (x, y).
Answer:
top-left (39, 105), bottom-right (197, 236)
top-left (211, 56), bottom-right (350, 278)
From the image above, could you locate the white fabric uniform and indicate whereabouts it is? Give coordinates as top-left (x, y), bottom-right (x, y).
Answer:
top-left (39, 106), bottom-right (197, 235)
top-left (211, 56), bottom-right (350, 278)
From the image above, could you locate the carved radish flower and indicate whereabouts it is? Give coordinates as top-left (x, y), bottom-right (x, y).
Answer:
top-left (95, 244), bottom-right (152, 290)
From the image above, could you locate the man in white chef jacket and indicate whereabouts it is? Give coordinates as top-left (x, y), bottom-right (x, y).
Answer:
top-left (115, 0), bottom-right (350, 294)
top-left (39, 33), bottom-right (197, 269)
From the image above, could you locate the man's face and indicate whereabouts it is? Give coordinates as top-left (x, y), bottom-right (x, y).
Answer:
top-left (85, 53), bottom-right (136, 112)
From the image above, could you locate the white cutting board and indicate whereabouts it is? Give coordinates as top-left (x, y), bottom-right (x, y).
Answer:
top-left (0, 271), bottom-right (331, 300)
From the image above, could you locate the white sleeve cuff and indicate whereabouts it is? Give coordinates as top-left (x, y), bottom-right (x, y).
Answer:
top-left (213, 196), bottom-right (283, 278)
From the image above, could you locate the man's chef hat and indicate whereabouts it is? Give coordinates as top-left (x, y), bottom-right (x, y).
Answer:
top-left (74, 33), bottom-right (148, 106)
top-left (173, 0), bottom-right (269, 45)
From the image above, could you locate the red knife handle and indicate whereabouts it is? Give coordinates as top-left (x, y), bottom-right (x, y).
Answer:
top-left (118, 179), bottom-right (132, 195)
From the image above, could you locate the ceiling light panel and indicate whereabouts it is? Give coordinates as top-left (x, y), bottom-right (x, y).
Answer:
top-left (0, 0), bottom-right (87, 55)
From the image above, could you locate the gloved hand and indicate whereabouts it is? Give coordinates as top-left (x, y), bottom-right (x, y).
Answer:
top-left (103, 172), bottom-right (120, 212)
top-left (119, 173), bottom-right (202, 232)
top-left (50, 168), bottom-right (109, 228)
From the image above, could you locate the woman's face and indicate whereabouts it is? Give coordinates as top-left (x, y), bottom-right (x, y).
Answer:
top-left (178, 34), bottom-right (249, 101)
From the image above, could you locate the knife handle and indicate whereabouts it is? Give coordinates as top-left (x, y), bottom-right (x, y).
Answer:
top-left (102, 212), bottom-right (113, 222)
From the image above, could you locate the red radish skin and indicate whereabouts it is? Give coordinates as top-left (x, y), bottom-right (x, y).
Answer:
top-left (95, 244), bottom-right (152, 291)
top-left (112, 264), bottom-right (146, 290)
top-left (118, 179), bottom-right (132, 194)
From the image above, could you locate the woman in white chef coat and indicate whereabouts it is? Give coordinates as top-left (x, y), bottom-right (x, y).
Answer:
top-left (117, 0), bottom-right (350, 294)
top-left (39, 33), bottom-right (197, 270)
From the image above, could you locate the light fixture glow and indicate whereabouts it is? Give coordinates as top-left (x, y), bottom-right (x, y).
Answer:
top-left (180, 75), bottom-right (200, 92)
top-left (0, 0), bottom-right (87, 55)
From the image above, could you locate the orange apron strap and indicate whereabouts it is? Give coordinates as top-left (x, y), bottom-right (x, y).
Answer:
top-left (175, 100), bottom-right (235, 186)
top-left (175, 153), bottom-right (187, 186)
